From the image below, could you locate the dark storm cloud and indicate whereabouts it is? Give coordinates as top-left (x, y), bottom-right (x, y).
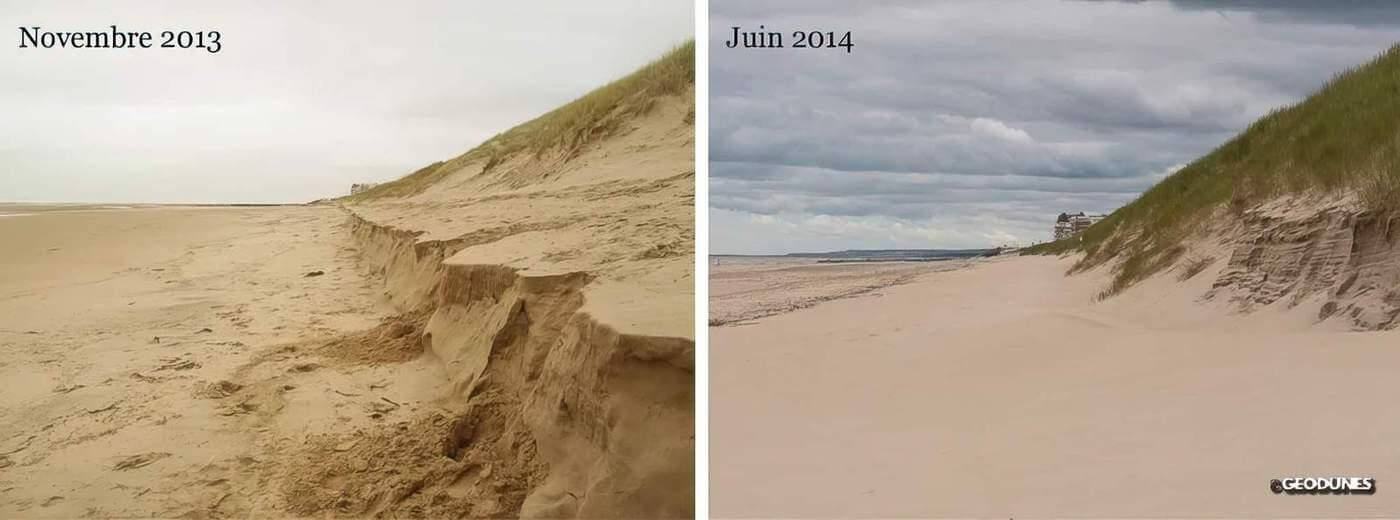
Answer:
top-left (1160, 0), bottom-right (1400, 28)
top-left (710, 0), bottom-right (1400, 254)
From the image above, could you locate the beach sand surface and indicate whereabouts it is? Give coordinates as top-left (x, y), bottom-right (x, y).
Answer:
top-left (712, 254), bottom-right (1400, 518)
top-left (0, 206), bottom-right (448, 517)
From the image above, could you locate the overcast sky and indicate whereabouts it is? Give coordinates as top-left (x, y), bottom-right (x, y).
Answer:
top-left (1, 1), bottom-right (691, 203)
top-left (711, 0), bottom-right (1400, 254)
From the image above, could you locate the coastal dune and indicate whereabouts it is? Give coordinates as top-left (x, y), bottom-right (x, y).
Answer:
top-left (324, 42), bottom-right (696, 517)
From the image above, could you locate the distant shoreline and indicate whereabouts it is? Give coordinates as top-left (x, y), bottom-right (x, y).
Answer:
top-left (0, 202), bottom-right (304, 216)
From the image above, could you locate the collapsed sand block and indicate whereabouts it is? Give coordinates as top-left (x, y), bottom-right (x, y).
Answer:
top-left (337, 210), bottom-right (693, 518)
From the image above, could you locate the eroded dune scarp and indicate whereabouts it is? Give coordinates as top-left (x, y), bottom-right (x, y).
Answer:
top-left (1206, 196), bottom-right (1400, 330)
top-left (268, 73), bottom-right (696, 517)
top-left (1028, 45), bottom-right (1400, 331)
top-left (276, 207), bottom-right (694, 518)
top-left (265, 58), bottom-right (696, 515)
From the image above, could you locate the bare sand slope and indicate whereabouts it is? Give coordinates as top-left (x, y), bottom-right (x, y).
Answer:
top-left (712, 255), bottom-right (1400, 518)
top-left (0, 206), bottom-right (454, 517)
top-left (325, 94), bottom-right (695, 518)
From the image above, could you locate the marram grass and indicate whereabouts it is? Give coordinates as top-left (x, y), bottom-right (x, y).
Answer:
top-left (1026, 43), bottom-right (1400, 297)
top-left (347, 40), bottom-right (695, 201)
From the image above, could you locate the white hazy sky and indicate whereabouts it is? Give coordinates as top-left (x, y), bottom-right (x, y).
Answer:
top-left (1, 1), bottom-right (692, 203)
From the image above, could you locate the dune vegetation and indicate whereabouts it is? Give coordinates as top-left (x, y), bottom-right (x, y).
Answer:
top-left (1026, 43), bottom-right (1400, 296)
top-left (346, 40), bottom-right (695, 201)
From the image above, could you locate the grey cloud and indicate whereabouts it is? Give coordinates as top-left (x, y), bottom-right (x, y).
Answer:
top-left (712, 163), bottom-right (1151, 222)
top-left (710, 0), bottom-right (1400, 254)
top-left (1155, 0), bottom-right (1400, 28)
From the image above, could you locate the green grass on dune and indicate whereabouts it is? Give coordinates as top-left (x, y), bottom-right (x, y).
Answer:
top-left (345, 40), bottom-right (695, 201)
top-left (1026, 43), bottom-right (1400, 297)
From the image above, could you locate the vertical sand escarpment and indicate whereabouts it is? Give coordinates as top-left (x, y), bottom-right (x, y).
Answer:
top-left (301, 45), bottom-right (694, 517)
top-left (346, 212), bottom-right (464, 310)
top-left (1207, 198), bottom-right (1400, 330)
top-left (339, 210), bottom-right (694, 518)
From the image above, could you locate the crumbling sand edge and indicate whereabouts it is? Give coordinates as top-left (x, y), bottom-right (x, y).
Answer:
top-left (1202, 196), bottom-right (1400, 331)
top-left (340, 206), bottom-right (694, 518)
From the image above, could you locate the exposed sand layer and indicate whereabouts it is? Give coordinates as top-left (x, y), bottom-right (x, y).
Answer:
top-left (712, 254), bottom-right (1400, 518)
top-left (709, 259), bottom-right (971, 326)
top-left (329, 94), bottom-right (695, 518)
top-left (1203, 194), bottom-right (1400, 330)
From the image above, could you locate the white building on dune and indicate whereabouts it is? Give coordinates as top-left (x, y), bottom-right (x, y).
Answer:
top-left (1053, 212), bottom-right (1106, 241)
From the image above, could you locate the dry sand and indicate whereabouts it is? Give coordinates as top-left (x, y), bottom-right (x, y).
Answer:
top-left (335, 94), bottom-right (695, 519)
top-left (0, 95), bottom-right (694, 519)
top-left (712, 254), bottom-right (1400, 518)
top-left (0, 205), bottom-right (421, 517)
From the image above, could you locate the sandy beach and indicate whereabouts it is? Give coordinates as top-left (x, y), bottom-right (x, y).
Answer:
top-left (712, 254), bottom-right (1400, 518)
top-left (0, 205), bottom-right (406, 516)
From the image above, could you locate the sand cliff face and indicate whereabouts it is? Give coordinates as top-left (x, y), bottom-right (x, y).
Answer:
top-left (334, 212), bottom-right (693, 518)
top-left (287, 93), bottom-right (694, 518)
top-left (1200, 196), bottom-right (1400, 330)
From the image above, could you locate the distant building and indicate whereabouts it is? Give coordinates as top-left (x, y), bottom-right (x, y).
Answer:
top-left (1053, 212), bottom-right (1106, 240)
top-left (350, 183), bottom-right (379, 195)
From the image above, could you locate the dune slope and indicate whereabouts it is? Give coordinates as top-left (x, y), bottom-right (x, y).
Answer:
top-left (312, 43), bottom-right (696, 518)
top-left (1027, 44), bottom-right (1400, 329)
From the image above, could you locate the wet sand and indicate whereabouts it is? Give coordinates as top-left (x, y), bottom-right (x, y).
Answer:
top-left (712, 255), bottom-right (1400, 518)
top-left (709, 258), bottom-right (971, 325)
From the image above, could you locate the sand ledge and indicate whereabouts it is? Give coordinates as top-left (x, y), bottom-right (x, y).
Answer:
top-left (321, 207), bottom-right (695, 518)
